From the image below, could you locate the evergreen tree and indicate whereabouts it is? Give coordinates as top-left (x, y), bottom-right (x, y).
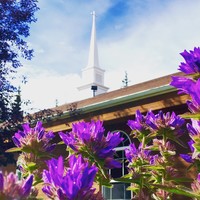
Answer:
top-left (11, 88), bottom-right (23, 124)
top-left (0, 92), bottom-right (13, 166)
top-left (0, 0), bottom-right (39, 166)
top-left (0, 93), bottom-right (9, 123)
top-left (0, 89), bottom-right (25, 166)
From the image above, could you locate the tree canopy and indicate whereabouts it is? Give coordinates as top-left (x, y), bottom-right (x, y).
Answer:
top-left (0, 0), bottom-right (39, 165)
top-left (0, 0), bottom-right (39, 93)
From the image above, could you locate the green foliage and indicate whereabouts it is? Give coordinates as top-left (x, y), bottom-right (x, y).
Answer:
top-left (0, 0), bottom-right (39, 166)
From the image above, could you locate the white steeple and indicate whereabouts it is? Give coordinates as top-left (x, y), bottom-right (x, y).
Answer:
top-left (87, 11), bottom-right (99, 68)
top-left (77, 11), bottom-right (109, 97)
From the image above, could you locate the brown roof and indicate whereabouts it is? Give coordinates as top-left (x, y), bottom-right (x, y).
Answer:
top-left (28, 71), bottom-right (188, 132)
top-left (52, 71), bottom-right (183, 112)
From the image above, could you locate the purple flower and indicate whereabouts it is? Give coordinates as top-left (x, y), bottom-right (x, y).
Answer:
top-left (59, 120), bottom-right (123, 169)
top-left (152, 139), bottom-right (175, 154)
top-left (191, 173), bottom-right (200, 194)
top-left (125, 142), bottom-right (151, 165)
top-left (187, 120), bottom-right (200, 136)
top-left (186, 119), bottom-right (200, 159)
top-left (170, 72), bottom-right (200, 113)
top-left (147, 111), bottom-right (185, 134)
top-left (180, 154), bottom-right (193, 163)
top-left (128, 110), bottom-right (185, 138)
top-left (186, 100), bottom-right (200, 113)
top-left (127, 110), bottom-right (146, 132)
top-left (42, 155), bottom-right (103, 200)
top-left (180, 139), bottom-right (195, 163)
top-left (178, 47), bottom-right (200, 76)
top-left (12, 121), bottom-right (55, 153)
top-left (150, 154), bottom-right (161, 165)
top-left (191, 79), bottom-right (200, 110)
top-left (0, 171), bottom-right (34, 199)
top-left (170, 76), bottom-right (196, 95)
top-left (180, 120), bottom-right (200, 162)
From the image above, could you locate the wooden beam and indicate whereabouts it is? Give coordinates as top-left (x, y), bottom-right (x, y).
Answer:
top-left (45, 94), bottom-right (188, 132)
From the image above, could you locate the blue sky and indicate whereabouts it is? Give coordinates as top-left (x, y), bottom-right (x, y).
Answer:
top-left (15, 0), bottom-right (200, 113)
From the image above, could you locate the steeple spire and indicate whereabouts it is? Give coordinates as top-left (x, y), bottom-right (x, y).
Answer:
top-left (77, 11), bottom-right (109, 97)
top-left (87, 11), bottom-right (99, 68)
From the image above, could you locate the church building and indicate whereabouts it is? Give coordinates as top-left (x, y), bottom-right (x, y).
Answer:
top-left (32, 12), bottom-right (189, 200)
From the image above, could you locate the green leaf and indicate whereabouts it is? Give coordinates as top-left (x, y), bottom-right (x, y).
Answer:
top-left (33, 179), bottom-right (43, 186)
top-left (37, 152), bottom-right (54, 158)
top-left (165, 132), bottom-right (186, 148)
top-left (127, 185), bottom-right (139, 192)
top-left (57, 141), bottom-right (64, 145)
top-left (180, 112), bottom-right (200, 120)
top-left (21, 146), bottom-right (34, 153)
top-left (101, 180), bottom-right (113, 188)
top-left (26, 162), bottom-right (37, 171)
top-left (121, 173), bottom-right (133, 179)
top-left (143, 165), bottom-right (165, 170)
top-left (6, 147), bottom-right (22, 152)
top-left (114, 177), bottom-right (141, 185)
top-left (166, 177), bottom-right (193, 183)
top-left (153, 184), bottom-right (200, 198)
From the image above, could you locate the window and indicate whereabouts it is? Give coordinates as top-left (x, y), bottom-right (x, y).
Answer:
top-left (102, 130), bottom-right (132, 200)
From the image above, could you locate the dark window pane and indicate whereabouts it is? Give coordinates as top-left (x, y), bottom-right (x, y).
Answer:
top-left (103, 183), bottom-right (132, 199)
top-left (112, 183), bottom-right (124, 199)
top-left (103, 187), bottom-right (110, 199)
top-left (111, 167), bottom-right (122, 178)
top-left (115, 150), bottom-right (123, 158)
top-left (124, 165), bottom-right (128, 175)
top-left (124, 138), bottom-right (130, 146)
top-left (125, 183), bottom-right (132, 199)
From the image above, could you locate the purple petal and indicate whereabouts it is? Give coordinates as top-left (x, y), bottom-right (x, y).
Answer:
top-left (192, 79), bottom-right (200, 106)
top-left (59, 132), bottom-right (77, 151)
top-left (22, 123), bottom-right (31, 133)
top-left (59, 132), bottom-right (70, 145)
top-left (125, 149), bottom-right (132, 162)
top-left (42, 170), bottom-right (51, 184)
top-left (136, 110), bottom-right (143, 121)
top-left (180, 154), bottom-right (193, 163)
top-left (188, 140), bottom-right (195, 152)
top-left (0, 172), bottom-right (4, 191)
top-left (57, 156), bottom-right (64, 177)
top-left (187, 100), bottom-right (200, 113)
top-left (12, 136), bottom-right (21, 147)
top-left (45, 143), bottom-right (56, 152)
top-left (104, 157), bottom-right (121, 168)
top-left (80, 165), bottom-right (98, 188)
top-left (42, 186), bottom-right (53, 198)
top-left (197, 173), bottom-right (200, 182)
top-left (150, 154), bottom-right (159, 165)
top-left (37, 129), bottom-right (45, 140)
top-left (57, 188), bottom-right (67, 200)
top-left (170, 76), bottom-right (195, 94)
top-left (35, 121), bottom-right (43, 132)
top-left (14, 132), bottom-right (23, 140)
top-left (187, 122), bottom-right (198, 136)
top-left (178, 48), bottom-right (200, 75)
top-left (22, 175), bottom-right (33, 197)
top-left (17, 130), bottom-right (26, 137)
top-left (127, 120), bottom-right (143, 131)
top-left (45, 131), bottom-right (55, 139)
top-left (106, 132), bottom-right (123, 149)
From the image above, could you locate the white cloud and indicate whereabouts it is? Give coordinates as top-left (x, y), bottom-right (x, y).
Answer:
top-left (100, 0), bottom-right (200, 87)
top-left (17, 0), bottom-right (200, 112)
top-left (14, 67), bottom-right (82, 113)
